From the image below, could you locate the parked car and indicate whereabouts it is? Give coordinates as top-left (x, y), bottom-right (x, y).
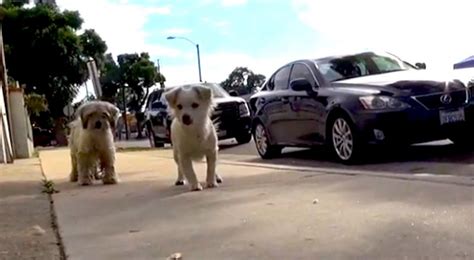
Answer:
top-left (143, 82), bottom-right (252, 147)
top-left (32, 126), bottom-right (55, 147)
top-left (248, 51), bottom-right (474, 163)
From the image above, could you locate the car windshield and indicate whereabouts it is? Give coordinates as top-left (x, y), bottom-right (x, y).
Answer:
top-left (315, 52), bottom-right (416, 82)
top-left (160, 83), bottom-right (229, 103)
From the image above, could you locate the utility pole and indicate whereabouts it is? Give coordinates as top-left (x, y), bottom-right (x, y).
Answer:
top-left (121, 84), bottom-right (129, 140)
top-left (0, 11), bottom-right (14, 163)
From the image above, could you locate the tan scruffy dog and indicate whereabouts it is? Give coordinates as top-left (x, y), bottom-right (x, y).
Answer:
top-left (69, 100), bottom-right (120, 186)
top-left (164, 84), bottom-right (223, 191)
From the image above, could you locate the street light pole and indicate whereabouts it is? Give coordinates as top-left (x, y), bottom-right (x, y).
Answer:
top-left (196, 44), bottom-right (202, 82)
top-left (167, 36), bottom-right (202, 82)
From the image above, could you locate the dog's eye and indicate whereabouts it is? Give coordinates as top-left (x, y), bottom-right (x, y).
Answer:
top-left (192, 103), bottom-right (199, 109)
top-left (177, 104), bottom-right (183, 110)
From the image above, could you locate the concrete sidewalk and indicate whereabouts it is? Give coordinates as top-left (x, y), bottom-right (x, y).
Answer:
top-left (0, 158), bottom-right (61, 260)
top-left (40, 149), bottom-right (474, 260)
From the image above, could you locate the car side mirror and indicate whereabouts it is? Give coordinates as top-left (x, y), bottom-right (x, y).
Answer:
top-left (415, 62), bottom-right (426, 70)
top-left (290, 78), bottom-right (314, 92)
top-left (228, 90), bottom-right (239, 97)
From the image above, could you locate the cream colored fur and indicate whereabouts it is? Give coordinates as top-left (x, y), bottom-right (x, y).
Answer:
top-left (164, 85), bottom-right (222, 191)
top-left (69, 100), bottom-right (120, 186)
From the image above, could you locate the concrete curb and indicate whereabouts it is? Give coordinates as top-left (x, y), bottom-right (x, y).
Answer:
top-left (150, 154), bottom-right (473, 187)
top-left (219, 160), bottom-right (474, 187)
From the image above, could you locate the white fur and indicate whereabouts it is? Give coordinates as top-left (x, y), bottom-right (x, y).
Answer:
top-left (69, 100), bottom-right (120, 186)
top-left (164, 85), bottom-right (222, 191)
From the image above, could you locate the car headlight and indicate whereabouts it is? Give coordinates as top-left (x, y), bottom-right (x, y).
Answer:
top-left (359, 96), bottom-right (410, 110)
top-left (239, 102), bottom-right (250, 117)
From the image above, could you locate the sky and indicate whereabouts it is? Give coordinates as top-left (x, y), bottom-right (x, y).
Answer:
top-left (55, 0), bottom-right (474, 101)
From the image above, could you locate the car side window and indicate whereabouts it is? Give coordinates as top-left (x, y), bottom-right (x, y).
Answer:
top-left (290, 63), bottom-right (316, 87)
top-left (273, 66), bottom-right (291, 90)
top-left (151, 92), bottom-right (165, 109)
top-left (266, 76), bottom-right (275, 91)
top-left (145, 93), bottom-right (156, 109)
top-left (371, 56), bottom-right (401, 72)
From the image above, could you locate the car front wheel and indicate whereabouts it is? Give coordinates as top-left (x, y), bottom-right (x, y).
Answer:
top-left (253, 123), bottom-right (281, 159)
top-left (449, 127), bottom-right (474, 149)
top-left (147, 126), bottom-right (164, 148)
top-left (328, 115), bottom-right (363, 164)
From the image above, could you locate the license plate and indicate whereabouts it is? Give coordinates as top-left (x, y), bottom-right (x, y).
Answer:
top-left (440, 108), bottom-right (465, 125)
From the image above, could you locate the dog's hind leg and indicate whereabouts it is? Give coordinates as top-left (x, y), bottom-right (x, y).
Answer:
top-left (173, 150), bottom-right (185, 186)
top-left (69, 152), bottom-right (78, 182)
top-left (180, 156), bottom-right (202, 191)
top-left (101, 150), bottom-right (119, 185)
top-left (93, 161), bottom-right (103, 180)
top-left (216, 173), bottom-right (223, 184)
top-left (205, 149), bottom-right (219, 188)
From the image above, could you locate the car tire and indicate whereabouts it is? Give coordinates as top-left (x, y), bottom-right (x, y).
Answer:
top-left (327, 114), bottom-right (364, 164)
top-left (235, 132), bottom-right (252, 144)
top-left (449, 128), bottom-right (474, 150)
top-left (147, 126), bottom-right (164, 148)
top-left (253, 122), bottom-right (281, 159)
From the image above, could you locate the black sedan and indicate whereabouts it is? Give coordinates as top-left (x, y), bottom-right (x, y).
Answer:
top-left (248, 51), bottom-right (473, 163)
top-left (143, 82), bottom-right (252, 147)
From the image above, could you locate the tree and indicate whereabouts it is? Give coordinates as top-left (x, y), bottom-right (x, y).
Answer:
top-left (80, 29), bottom-right (108, 71)
top-left (2, 0), bottom-right (29, 7)
top-left (115, 52), bottom-right (165, 138)
top-left (221, 67), bottom-right (266, 95)
top-left (1, 3), bottom-right (108, 144)
top-left (100, 53), bottom-right (121, 103)
top-left (24, 93), bottom-right (48, 116)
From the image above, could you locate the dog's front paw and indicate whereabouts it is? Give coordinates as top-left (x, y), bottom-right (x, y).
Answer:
top-left (102, 175), bottom-right (119, 185)
top-left (190, 183), bottom-right (203, 191)
top-left (206, 181), bottom-right (219, 188)
top-left (78, 177), bottom-right (92, 186)
top-left (69, 173), bottom-right (78, 182)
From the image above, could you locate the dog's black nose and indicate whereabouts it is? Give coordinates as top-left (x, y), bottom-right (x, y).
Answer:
top-left (94, 121), bottom-right (102, 129)
top-left (182, 114), bottom-right (192, 125)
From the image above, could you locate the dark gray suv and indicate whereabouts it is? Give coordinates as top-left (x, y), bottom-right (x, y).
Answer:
top-left (143, 83), bottom-right (253, 147)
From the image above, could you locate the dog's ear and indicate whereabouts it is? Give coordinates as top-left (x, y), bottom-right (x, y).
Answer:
top-left (193, 85), bottom-right (212, 102)
top-left (80, 107), bottom-right (94, 129)
top-left (75, 103), bottom-right (94, 129)
top-left (103, 102), bottom-right (120, 129)
top-left (164, 88), bottom-right (181, 107)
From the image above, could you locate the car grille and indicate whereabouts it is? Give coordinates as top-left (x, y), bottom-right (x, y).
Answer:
top-left (211, 103), bottom-right (239, 129)
top-left (413, 90), bottom-right (468, 110)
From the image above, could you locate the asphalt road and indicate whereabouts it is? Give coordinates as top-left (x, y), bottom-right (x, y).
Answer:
top-left (116, 138), bottom-right (473, 177)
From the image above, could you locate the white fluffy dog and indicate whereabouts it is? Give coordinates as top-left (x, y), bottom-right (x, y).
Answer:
top-left (164, 84), bottom-right (223, 191)
top-left (69, 100), bottom-right (120, 186)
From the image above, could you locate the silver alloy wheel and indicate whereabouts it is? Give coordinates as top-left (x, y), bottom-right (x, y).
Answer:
top-left (332, 118), bottom-right (354, 161)
top-left (254, 124), bottom-right (268, 156)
